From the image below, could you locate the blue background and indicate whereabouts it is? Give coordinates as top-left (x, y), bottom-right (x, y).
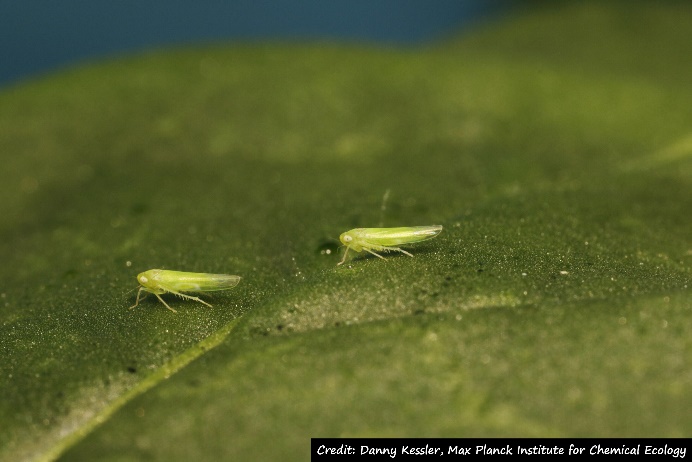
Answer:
top-left (0, 0), bottom-right (510, 87)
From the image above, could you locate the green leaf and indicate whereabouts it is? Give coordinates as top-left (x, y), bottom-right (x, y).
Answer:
top-left (1, 2), bottom-right (690, 461)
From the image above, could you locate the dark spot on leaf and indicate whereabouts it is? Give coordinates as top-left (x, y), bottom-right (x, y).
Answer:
top-left (130, 202), bottom-right (149, 215)
top-left (62, 269), bottom-right (78, 279)
top-left (127, 366), bottom-right (137, 374)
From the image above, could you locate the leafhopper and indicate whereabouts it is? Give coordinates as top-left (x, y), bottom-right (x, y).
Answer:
top-left (129, 269), bottom-right (241, 313)
top-left (337, 225), bottom-right (443, 265)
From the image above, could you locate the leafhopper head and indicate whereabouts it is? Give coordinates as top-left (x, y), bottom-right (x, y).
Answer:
top-left (339, 231), bottom-right (360, 250)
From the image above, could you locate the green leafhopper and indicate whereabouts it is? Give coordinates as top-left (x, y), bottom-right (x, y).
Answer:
top-left (337, 225), bottom-right (443, 265)
top-left (129, 269), bottom-right (241, 312)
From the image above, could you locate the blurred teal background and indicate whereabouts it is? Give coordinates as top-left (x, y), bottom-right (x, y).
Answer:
top-left (0, 0), bottom-right (510, 87)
